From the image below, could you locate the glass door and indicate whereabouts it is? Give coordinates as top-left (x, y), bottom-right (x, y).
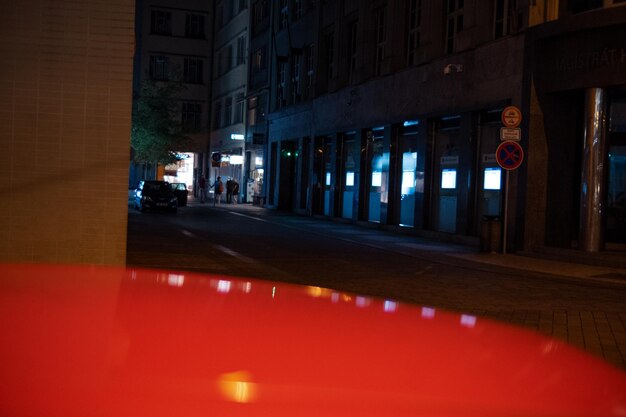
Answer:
top-left (607, 144), bottom-right (626, 243)
top-left (341, 133), bottom-right (358, 219)
top-left (367, 130), bottom-right (385, 222)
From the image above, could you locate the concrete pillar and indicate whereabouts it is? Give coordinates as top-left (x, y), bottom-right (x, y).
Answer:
top-left (579, 88), bottom-right (608, 252)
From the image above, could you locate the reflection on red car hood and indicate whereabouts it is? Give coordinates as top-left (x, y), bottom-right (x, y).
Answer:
top-left (1, 264), bottom-right (625, 417)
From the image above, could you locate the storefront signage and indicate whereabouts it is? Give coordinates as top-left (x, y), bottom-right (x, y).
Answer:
top-left (552, 47), bottom-right (626, 73)
top-left (533, 23), bottom-right (626, 93)
top-left (482, 154), bottom-right (497, 163)
top-left (440, 156), bottom-right (459, 165)
top-left (230, 133), bottom-right (244, 140)
top-left (500, 127), bottom-right (521, 141)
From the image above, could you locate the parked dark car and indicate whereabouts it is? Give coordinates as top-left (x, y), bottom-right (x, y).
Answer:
top-left (134, 180), bottom-right (178, 213)
top-left (170, 182), bottom-right (188, 207)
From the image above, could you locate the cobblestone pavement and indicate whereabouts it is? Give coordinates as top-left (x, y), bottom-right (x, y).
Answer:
top-left (127, 200), bottom-right (626, 371)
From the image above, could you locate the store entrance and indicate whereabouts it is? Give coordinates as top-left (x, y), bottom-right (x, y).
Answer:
top-left (278, 140), bottom-right (297, 211)
top-left (312, 136), bottom-right (332, 216)
top-left (606, 90), bottom-right (626, 244)
top-left (606, 138), bottom-right (626, 243)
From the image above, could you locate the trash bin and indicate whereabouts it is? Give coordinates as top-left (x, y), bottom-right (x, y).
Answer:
top-left (480, 216), bottom-right (502, 253)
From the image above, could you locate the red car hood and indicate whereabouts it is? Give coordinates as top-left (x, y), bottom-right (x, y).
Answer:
top-left (1, 264), bottom-right (625, 417)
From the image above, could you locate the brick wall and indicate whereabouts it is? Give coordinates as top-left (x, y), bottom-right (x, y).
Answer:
top-left (0, 0), bottom-right (135, 265)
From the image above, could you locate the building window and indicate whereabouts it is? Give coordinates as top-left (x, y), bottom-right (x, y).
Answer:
top-left (374, 7), bottom-right (386, 76)
top-left (184, 57), bottom-right (204, 84)
top-left (213, 101), bottom-right (222, 129)
top-left (248, 96), bottom-right (258, 126)
top-left (185, 14), bottom-right (205, 38)
top-left (224, 96), bottom-right (233, 126)
top-left (567, 0), bottom-right (605, 13)
top-left (291, 54), bottom-right (301, 103)
top-left (446, 0), bottom-right (464, 54)
top-left (253, 0), bottom-right (268, 33)
top-left (325, 31), bottom-right (335, 81)
top-left (151, 10), bottom-right (172, 35)
top-left (303, 43), bottom-right (315, 99)
top-left (226, 0), bottom-right (235, 21)
top-left (234, 93), bottom-right (245, 123)
top-left (236, 36), bottom-right (246, 66)
top-left (182, 102), bottom-right (202, 131)
top-left (293, 0), bottom-right (302, 19)
top-left (494, 0), bottom-right (510, 38)
top-left (217, 2), bottom-right (224, 28)
top-left (252, 47), bottom-right (266, 72)
top-left (149, 55), bottom-right (169, 80)
top-left (227, 44), bottom-right (234, 71)
top-left (347, 20), bottom-right (358, 77)
top-left (217, 50), bottom-right (225, 76)
top-left (277, 62), bottom-right (287, 108)
top-left (407, 0), bottom-right (421, 66)
top-left (279, 0), bottom-right (289, 30)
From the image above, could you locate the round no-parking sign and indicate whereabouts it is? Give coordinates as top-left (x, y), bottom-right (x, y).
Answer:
top-left (496, 141), bottom-right (524, 170)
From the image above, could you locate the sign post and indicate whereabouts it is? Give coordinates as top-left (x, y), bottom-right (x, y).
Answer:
top-left (496, 138), bottom-right (524, 255)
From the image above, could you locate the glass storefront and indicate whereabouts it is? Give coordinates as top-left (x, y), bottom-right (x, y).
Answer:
top-left (366, 128), bottom-right (386, 223)
top-left (340, 133), bottom-right (358, 219)
top-left (398, 122), bottom-right (421, 227)
top-left (431, 116), bottom-right (461, 233)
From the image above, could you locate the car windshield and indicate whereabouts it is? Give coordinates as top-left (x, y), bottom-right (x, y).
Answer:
top-left (144, 182), bottom-right (170, 192)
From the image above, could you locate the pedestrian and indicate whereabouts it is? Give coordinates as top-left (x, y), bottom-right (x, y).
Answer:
top-left (232, 179), bottom-right (240, 204)
top-left (198, 176), bottom-right (207, 203)
top-left (226, 178), bottom-right (233, 204)
top-left (212, 176), bottom-right (224, 205)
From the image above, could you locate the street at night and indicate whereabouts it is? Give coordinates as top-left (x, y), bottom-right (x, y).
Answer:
top-left (127, 199), bottom-right (626, 371)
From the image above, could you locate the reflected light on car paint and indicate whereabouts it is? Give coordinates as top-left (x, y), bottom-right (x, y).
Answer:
top-left (167, 274), bottom-right (184, 287)
top-left (242, 282), bottom-right (252, 293)
top-left (460, 314), bottom-right (477, 328)
top-left (541, 341), bottom-right (560, 356)
top-left (217, 370), bottom-right (258, 403)
top-left (384, 300), bottom-right (398, 313)
top-left (421, 307), bottom-right (436, 319)
top-left (306, 286), bottom-right (327, 298)
top-left (356, 296), bottom-right (371, 308)
top-left (272, 286), bottom-right (276, 298)
top-left (217, 280), bottom-right (232, 293)
top-left (331, 292), bottom-right (340, 303)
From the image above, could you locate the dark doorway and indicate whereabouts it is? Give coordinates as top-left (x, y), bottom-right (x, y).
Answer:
top-left (278, 140), bottom-right (298, 211)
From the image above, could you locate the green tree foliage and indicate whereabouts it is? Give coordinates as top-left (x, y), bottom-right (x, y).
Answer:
top-left (131, 79), bottom-right (190, 165)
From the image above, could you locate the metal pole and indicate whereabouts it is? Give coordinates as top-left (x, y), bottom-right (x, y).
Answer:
top-left (503, 170), bottom-right (510, 255)
top-left (579, 87), bottom-right (608, 252)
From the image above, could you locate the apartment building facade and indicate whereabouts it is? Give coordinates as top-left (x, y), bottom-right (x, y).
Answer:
top-left (209, 0), bottom-right (250, 195)
top-left (132, 0), bottom-right (213, 189)
top-left (258, 0), bottom-right (626, 258)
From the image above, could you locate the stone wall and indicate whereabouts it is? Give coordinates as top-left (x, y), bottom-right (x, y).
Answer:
top-left (0, 0), bottom-right (135, 264)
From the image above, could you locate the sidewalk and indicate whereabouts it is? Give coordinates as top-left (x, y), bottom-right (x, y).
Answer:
top-left (195, 198), bottom-right (626, 287)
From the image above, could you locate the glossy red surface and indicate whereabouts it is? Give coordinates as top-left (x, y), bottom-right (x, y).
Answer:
top-left (1, 264), bottom-right (625, 416)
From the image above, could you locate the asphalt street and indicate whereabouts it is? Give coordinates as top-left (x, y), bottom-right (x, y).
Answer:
top-left (126, 199), bottom-right (626, 371)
